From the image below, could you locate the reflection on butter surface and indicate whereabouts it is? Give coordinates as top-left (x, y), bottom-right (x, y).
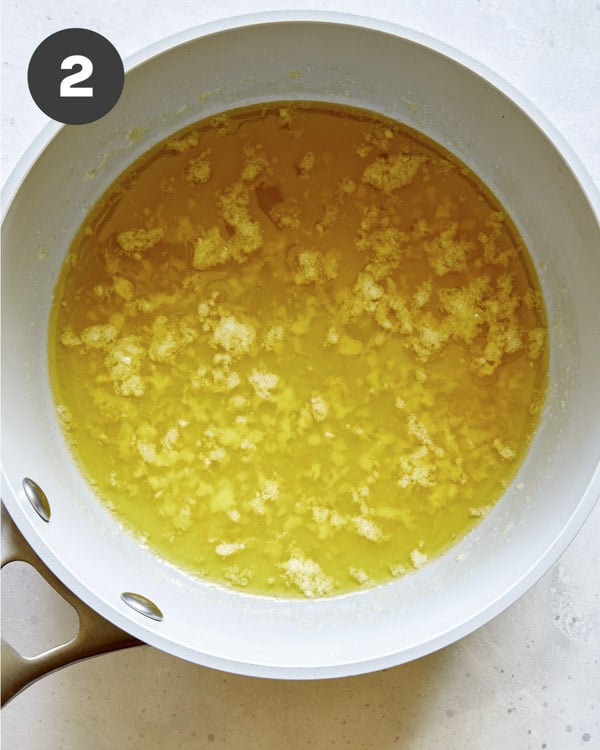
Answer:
top-left (48, 102), bottom-right (547, 597)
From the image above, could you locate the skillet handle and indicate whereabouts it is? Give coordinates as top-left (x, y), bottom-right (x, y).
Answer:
top-left (1, 504), bottom-right (141, 706)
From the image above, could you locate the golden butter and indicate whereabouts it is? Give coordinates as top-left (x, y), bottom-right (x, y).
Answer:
top-left (48, 102), bottom-right (547, 598)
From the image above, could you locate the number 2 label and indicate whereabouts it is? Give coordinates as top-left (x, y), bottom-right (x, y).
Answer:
top-left (29, 28), bottom-right (123, 123)
top-left (60, 54), bottom-right (94, 97)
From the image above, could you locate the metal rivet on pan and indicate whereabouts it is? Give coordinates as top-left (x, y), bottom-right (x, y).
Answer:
top-left (22, 477), bottom-right (51, 522)
top-left (120, 592), bottom-right (163, 621)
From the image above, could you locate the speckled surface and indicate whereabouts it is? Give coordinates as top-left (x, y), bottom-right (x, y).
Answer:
top-left (1, 1), bottom-right (599, 748)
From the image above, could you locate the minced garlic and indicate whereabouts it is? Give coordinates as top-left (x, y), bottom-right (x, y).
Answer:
top-left (49, 101), bottom-right (548, 598)
top-left (116, 227), bottom-right (164, 257)
top-left (185, 148), bottom-right (212, 184)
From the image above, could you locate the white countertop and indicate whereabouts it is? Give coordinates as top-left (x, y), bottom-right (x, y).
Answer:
top-left (1, 1), bottom-right (599, 748)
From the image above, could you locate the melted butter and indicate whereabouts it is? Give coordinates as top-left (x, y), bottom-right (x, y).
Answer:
top-left (49, 102), bottom-right (548, 598)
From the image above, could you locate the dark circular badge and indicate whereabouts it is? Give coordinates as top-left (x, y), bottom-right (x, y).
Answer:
top-left (27, 28), bottom-right (124, 125)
